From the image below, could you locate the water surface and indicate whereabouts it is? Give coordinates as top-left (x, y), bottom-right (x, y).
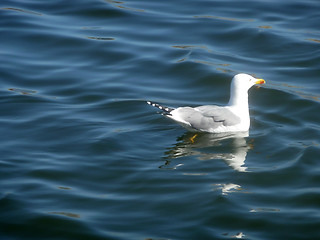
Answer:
top-left (1, 0), bottom-right (320, 239)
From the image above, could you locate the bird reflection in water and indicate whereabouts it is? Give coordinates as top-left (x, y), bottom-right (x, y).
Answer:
top-left (161, 131), bottom-right (252, 172)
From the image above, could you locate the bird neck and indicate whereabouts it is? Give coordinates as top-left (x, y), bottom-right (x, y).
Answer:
top-left (228, 88), bottom-right (249, 110)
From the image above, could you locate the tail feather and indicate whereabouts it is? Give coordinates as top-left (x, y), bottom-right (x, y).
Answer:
top-left (147, 101), bottom-right (174, 115)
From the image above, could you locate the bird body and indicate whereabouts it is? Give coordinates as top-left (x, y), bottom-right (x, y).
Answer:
top-left (147, 73), bottom-right (265, 133)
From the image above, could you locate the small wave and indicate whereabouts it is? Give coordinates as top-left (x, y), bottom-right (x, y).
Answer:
top-left (48, 211), bottom-right (80, 219)
top-left (8, 88), bottom-right (57, 100)
top-left (86, 36), bottom-right (115, 41)
top-left (105, 0), bottom-right (145, 12)
top-left (194, 15), bottom-right (254, 22)
top-left (1, 7), bottom-right (42, 16)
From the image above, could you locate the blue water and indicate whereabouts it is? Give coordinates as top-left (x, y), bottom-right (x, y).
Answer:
top-left (1, 0), bottom-right (320, 239)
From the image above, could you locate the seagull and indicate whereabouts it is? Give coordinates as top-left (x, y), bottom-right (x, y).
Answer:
top-left (147, 73), bottom-right (265, 133)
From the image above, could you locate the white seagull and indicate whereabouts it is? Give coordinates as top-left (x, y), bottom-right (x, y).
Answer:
top-left (147, 73), bottom-right (265, 133)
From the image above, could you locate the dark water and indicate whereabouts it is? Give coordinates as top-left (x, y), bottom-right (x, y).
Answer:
top-left (1, 0), bottom-right (320, 239)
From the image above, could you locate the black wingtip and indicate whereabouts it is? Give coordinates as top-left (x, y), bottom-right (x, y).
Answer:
top-left (146, 101), bottom-right (174, 114)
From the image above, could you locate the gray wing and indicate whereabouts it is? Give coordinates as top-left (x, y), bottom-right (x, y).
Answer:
top-left (173, 105), bottom-right (240, 131)
top-left (195, 105), bottom-right (240, 126)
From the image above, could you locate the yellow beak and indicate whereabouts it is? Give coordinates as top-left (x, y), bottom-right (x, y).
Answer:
top-left (255, 79), bottom-right (265, 85)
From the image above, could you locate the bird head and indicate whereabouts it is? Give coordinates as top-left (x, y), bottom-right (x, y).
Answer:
top-left (232, 73), bottom-right (265, 91)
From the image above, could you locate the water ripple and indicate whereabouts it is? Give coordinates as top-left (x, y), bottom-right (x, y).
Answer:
top-left (1, 0), bottom-right (320, 239)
